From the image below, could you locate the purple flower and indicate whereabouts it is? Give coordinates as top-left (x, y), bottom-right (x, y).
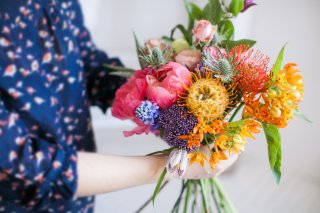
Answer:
top-left (157, 104), bottom-right (198, 151)
top-left (242, 0), bottom-right (257, 12)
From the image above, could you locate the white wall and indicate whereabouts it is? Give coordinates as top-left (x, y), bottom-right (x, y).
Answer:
top-left (80, 0), bottom-right (320, 212)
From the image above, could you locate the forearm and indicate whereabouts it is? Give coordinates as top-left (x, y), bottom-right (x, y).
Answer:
top-left (75, 152), bottom-right (167, 197)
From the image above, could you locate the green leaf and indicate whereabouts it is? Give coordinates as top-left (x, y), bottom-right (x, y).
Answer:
top-left (219, 20), bottom-right (235, 40)
top-left (203, 0), bottom-right (222, 25)
top-left (293, 109), bottom-right (312, 123)
top-left (147, 147), bottom-right (174, 156)
top-left (183, 181), bottom-right (192, 213)
top-left (133, 32), bottom-right (146, 69)
top-left (184, 1), bottom-right (203, 30)
top-left (262, 123), bottom-right (282, 184)
top-left (221, 39), bottom-right (256, 50)
top-left (228, 0), bottom-right (244, 16)
top-left (152, 168), bottom-right (167, 206)
top-left (170, 24), bottom-right (192, 45)
top-left (272, 44), bottom-right (287, 81)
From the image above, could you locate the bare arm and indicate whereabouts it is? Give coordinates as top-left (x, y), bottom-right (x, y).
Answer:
top-left (75, 151), bottom-right (238, 197)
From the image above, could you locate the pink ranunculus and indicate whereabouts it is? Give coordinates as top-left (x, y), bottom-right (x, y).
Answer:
top-left (175, 50), bottom-right (201, 70)
top-left (193, 20), bottom-right (217, 44)
top-left (111, 69), bottom-right (149, 120)
top-left (146, 62), bottom-right (191, 109)
top-left (145, 38), bottom-right (166, 50)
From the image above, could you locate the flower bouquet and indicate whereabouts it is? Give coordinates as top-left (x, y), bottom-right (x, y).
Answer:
top-left (109, 0), bottom-right (306, 212)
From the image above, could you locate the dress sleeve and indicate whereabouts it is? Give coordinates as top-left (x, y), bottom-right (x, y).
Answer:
top-left (0, 97), bottom-right (78, 211)
top-left (70, 0), bottom-right (127, 113)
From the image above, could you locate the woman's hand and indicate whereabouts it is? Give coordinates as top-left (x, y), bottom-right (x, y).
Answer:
top-left (75, 151), bottom-right (238, 197)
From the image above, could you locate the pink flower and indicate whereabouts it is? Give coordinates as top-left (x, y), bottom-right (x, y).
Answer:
top-left (145, 38), bottom-right (167, 51)
top-left (175, 50), bottom-right (201, 70)
top-left (146, 62), bottom-right (191, 109)
top-left (193, 20), bottom-right (217, 44)
top-left (123, 118), bottom-right (151, 137)
top-left (111, 69), bottom-right (148, 120)
top-left (203, 46), bottom-right (227, 58)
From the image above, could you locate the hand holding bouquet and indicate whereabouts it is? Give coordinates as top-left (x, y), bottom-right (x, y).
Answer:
top-left (109, 0), bottom-right (305, 211)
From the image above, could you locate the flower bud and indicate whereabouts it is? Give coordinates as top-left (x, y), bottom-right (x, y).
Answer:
top-left (193, 20), bottom-right (217, 44)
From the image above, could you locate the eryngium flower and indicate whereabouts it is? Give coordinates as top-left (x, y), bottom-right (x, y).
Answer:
top-left (158, 104), bottom-right (198, 151)
top-left (135, 100), bottom-right (160, 125)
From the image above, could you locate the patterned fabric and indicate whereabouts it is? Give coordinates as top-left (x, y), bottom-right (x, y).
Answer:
top-left (0, 0), bottom-right (126, 212)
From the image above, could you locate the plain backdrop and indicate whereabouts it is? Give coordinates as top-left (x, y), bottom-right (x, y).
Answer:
top-left (79, 0), bottom-right (320, 212)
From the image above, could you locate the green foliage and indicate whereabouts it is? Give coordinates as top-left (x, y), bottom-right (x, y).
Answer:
top-left (219, 20), bottom-right (235, 40)
top-left (262, 123), bottom-right (282, 184)
top-left (272, 44), bottom-right (287, 81)
top-left (293, 109), bottom-right (312, 123)
top-left (170, 24), bottom-right (192, 45)
top-left (184, 0), bottom-right (203, 30)
top-left (221, 39), bottom-right (256, 50)
top-left (228, 0), bottom-right (244, 16)
top-left (152, 168), bottom-right (167, 206)
top-left (203, 0), bottom-right (222, 25)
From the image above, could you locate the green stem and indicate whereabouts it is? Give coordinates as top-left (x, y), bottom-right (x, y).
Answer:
top-left (210, 179), bottom-right (222, 213)
top-left (229, 102), bottom-right (244, 122)
top-left (183, 181), bottom-right (192, 213)
top-left (103, 64), bottom-right (136, 72)
top-left (199, 180), bottom-right (209, 213)
top-left (171, 181), bottom-right (188, 212)
top-left (212, 178), bottom-right (238, 213)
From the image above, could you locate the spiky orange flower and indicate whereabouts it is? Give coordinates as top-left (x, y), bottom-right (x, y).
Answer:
top-left (243, 63), bottom-right (304, 128)
top-left (234, 47), bottom-right (272, 93)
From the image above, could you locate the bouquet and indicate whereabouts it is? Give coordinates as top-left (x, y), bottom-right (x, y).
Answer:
top-left (110, 0), bottom-right (306, 212)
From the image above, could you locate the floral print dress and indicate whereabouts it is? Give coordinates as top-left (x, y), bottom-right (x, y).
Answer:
top-left (0, 0), bottom-right (125, 212)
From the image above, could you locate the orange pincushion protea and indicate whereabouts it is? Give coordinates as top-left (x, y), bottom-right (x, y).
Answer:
top-left (234, 47), bottom-right (272, 93)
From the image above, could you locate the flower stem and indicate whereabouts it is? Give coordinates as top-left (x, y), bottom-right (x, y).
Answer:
top-left (134, 181), bottom-right (169, 213)
top-left (229, 102), bottom-right (244, 122)
top-left (212, 178), bottom-right (238, 213)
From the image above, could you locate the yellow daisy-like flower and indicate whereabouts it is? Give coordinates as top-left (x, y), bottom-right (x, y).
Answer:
top-left (188, 152), bottom-right (208, 167)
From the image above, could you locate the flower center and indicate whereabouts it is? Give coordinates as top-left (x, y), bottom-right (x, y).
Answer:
top-left (185, 78), bottom-right (229, 120)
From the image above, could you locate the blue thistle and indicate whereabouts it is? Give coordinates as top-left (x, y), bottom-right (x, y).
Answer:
top-left (135, 100), bottom-right (160, 125)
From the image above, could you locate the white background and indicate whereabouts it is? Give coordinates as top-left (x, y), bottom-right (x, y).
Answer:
top-left (79, 0), bottom-right (320, 212)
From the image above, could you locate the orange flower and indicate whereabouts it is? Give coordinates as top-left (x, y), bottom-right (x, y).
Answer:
top-left (188, 152), bottom-right (208, 167)
top-left (243, 63), bottom-right (304, 128)
top-left (240, 119), bottom-right (261, 140)
top-left (214, 135), bottom-right (231, 151)
top-left (193, 117), bottom-right (226, 135)
top-left (178, 133), bottom-right (202, 149)
top-left (209, 151), bottom-right (228, 171)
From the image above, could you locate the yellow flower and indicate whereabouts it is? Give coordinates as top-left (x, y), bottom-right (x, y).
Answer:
top-left (188, 152), bottom-right (208, 167)
top-left (230, 134), bottom-right (247, 154)
top-left (179, 69), bottom-right (232, 121)
top-left (214, 135), bottom-right (230, 151)
top-left (209, 151), bottom-right (228, 171)
top-left (240, 119), bottom-right (261, 140)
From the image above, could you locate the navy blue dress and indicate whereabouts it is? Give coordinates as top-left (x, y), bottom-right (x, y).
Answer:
top-left (0, 0), bottom-right (125, 212)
